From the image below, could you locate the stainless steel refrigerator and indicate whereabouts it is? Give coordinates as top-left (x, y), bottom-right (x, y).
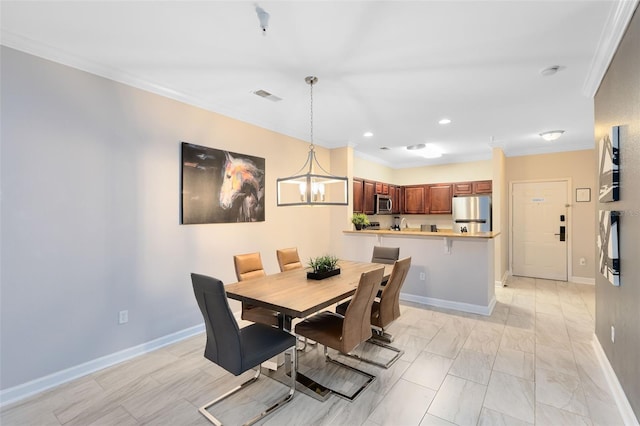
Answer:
top-left (452, 195), bottom-right (492, 233)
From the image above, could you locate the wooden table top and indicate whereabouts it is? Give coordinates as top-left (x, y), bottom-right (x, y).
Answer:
top-left (225, 260), bottom-right (392, 319)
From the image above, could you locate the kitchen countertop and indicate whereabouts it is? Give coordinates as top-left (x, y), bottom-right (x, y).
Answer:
top-left (343, 228), bottom-right (500, 239)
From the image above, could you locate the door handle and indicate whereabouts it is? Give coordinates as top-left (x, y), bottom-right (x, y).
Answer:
top-left (555, 226), bottom-right (566, 241)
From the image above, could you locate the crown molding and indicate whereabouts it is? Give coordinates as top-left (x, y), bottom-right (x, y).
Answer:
top-left (0, 29), bottom-right (278, 137)
top-left (582, 0), bottom-right (639, 98)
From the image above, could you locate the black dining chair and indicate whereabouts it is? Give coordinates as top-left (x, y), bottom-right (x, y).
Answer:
top-left (191, 273), bottom-right (297, 425)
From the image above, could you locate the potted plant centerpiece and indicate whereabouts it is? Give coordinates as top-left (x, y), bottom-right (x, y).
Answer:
top-left (307, 255), bottom-right (340, 280)
top-left (351, 213), bottom-right (370, 230)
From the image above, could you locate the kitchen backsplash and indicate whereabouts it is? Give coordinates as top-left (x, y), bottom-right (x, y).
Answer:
top-left (367, 214), bottom-right (453, 230)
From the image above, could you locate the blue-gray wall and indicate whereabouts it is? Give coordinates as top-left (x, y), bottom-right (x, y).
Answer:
top-left (594, 7), bottom-right (640, 419)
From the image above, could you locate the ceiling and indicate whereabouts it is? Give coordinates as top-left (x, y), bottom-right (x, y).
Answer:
top-left (1, 1), bottom-right (633, 168)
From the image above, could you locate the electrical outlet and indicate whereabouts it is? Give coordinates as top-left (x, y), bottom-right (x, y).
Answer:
top-left (419, 272), bottom-right (426, 281)
top-left (580, 257), bottom-right (586, 266)
top-left (119, 310), bottom-right (129, 324)
top-left (611, 325), bottom-right (615, 343)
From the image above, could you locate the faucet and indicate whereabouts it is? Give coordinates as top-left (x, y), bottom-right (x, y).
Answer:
top-left (401, 218), bottom-right (407, 229)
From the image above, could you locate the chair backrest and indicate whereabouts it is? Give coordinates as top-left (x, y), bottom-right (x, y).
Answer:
top-left (234, 252), bottom-right (266, 281)
top-left (376, 257), bottom-right (411, 327)
top-left (371, 246), bottom-right (400, 264)
top-left (342, 267), bottom-right (385, 352)
top-left (276, 248), bottom-right (303, 272)
top-left (190, 273), bottom-right (244, 375)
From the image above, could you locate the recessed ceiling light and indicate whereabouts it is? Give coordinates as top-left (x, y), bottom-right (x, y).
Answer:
top-left (406, 143), bottom-right (426, 150)
top-left (539, 130), bottom-right (565, 141)
top-left (438, 118), bottom-right (451, 125)
top-left (363, 131), bottom-right (374, 137)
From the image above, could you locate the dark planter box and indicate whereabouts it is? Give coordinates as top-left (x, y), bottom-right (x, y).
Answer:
top-left (307, 268), bottom-right (341, 280)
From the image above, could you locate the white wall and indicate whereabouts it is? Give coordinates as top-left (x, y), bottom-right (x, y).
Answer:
top-left (0, 47), bottom-right (344, 391)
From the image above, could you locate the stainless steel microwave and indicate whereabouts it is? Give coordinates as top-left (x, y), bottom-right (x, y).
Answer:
top-left (375, 194), bottom-right (393, 214)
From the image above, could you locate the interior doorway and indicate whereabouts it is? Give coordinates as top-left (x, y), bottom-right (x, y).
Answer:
top-left (511, 180), bottom-right (570, 281)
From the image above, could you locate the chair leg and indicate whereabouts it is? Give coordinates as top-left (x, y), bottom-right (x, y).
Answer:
top-left (345, 339), bottom-right (404, 369)
top-left (198, 346), bottom-right (296, 426)
top-left (370, 327), bottom-right (394, 343)
top-left (323, 346), bottom-right (376, 401)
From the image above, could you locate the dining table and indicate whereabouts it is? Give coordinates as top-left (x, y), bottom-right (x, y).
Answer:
top-left (224, 259), bottom-right (393, 401)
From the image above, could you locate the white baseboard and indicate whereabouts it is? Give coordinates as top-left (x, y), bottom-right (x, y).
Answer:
top-left (400, 293), bottom-right (496, 316)
top-left (0, 323), bottom-right (205, 408)
top-left (592, 335), bottom-right (640, 426)
top-left (571, 276), bottom-right (596, 285)
top-left (495, 270), bottom-right (509, 287)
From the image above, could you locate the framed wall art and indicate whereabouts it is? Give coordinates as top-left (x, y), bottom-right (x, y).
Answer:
top-left (181, 142), bottom-right (265, 224)
top-left (598, 125), bottom-right (620, 202)
top-left (598, 210), bottom-right (620, 286)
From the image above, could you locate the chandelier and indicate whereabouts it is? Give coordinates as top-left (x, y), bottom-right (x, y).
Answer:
top-left (276, 76), bottom-right (349, 206)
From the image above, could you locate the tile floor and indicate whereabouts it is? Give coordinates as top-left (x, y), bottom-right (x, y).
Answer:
top-left (1, 276), bottom-right (626, 425)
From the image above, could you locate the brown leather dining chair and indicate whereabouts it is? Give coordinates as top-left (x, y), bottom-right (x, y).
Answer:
top-left (371, 246), bottom-right (400, 264)
top-left (234, 252), bottom-right (282, 328)
top-left (335, 257), bottom-right (411, 369)
top-left (294, 267), bottom-right (384, 400)
top-left (371, 246), bottom-right (399, 287)
top-left (191, 273), bottom-right (296, 425)
top-left (276, 247), bottom-right (303, 272)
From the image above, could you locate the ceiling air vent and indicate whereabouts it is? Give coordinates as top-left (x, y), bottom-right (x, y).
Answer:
top-left (253, 89), bottom-right (282, 102)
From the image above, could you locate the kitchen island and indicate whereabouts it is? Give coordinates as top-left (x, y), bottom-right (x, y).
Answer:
top-left (342, 229), bottom-right (500, 315)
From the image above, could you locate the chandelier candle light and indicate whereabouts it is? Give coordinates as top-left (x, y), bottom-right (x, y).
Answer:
top-left (276, 76), bottom-right (349, 206)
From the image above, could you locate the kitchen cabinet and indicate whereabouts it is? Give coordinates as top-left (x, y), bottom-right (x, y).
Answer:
top-left (389, 185), bottom-right (401, 214)
top-left (428, 184), bottom-right (453, 214)
top-left (363, 180), bottom-right (376, 214)
top-left (473, 180), bottom-right (492, 194)
top-left (353, 178), bottom-right (364, 213)
top-left (402, 185), bottom-right (427, 214)
top-left (453, 182), bottom-right (473, 195)
top-left (375, 182), bottom-right (389, 195)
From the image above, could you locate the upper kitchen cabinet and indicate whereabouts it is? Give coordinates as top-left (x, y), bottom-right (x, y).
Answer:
top-left (375, 182), bottom-right (389, 195)
top-left (473, 180), bottom-right (492, 194)
top-left (428, 184), bottom-right (453, 214)
top-left (389, 185), bottom-right (401, 214)
top-left (453, 182), bottom-right (473, 195)
top-left (403, 185), bottom-right (427, 214)
top-left (353, 178), bottom-right (364, 213)
top-left (454, 180), bottom-right (492, 195)
top-left (363, 180), bottom-right (376, 214)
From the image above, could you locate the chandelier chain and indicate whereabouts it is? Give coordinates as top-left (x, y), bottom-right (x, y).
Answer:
top-left (309, 79), bottom-right (314, 150)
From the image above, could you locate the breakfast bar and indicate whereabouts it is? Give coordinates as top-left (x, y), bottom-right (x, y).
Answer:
top-left (343, 229), bottom-right (500, 315)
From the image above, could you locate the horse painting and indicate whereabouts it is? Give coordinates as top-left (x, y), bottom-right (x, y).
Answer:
top-left (219, 152), bottom-right (265, 222)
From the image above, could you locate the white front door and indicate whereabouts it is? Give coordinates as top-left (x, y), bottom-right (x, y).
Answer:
top-left (512, 181), bottom-right (568, 280)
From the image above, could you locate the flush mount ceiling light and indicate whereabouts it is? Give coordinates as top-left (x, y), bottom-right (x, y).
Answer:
top-left (406, 143), bottom-right (426, 150)
top-left (276, 76), bottom-right (348, 206)
top-left (421, 143), bottom-right (443, 158)
top-left (540, 65), bottom-right (564, 76)
top-left (438, 118), bottom-right (452, 125)
top-left (539, 130), bottom-right (565, 141)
